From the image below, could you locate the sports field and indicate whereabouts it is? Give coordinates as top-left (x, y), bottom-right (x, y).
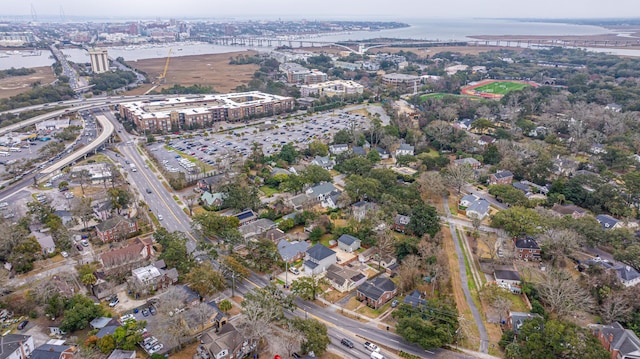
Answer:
top-left (460, 79), bottom-right (539, 99)
top-left (419, 93), bottom-right (478, 101)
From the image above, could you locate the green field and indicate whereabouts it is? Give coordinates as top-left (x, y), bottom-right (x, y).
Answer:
top-left (473, 81), bottom-right (530, 95)
top-left (420, 93), bottom-right (477, 101)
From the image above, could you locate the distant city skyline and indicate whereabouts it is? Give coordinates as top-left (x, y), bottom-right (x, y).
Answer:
top-left (2, 0), bottom-right (640, 21)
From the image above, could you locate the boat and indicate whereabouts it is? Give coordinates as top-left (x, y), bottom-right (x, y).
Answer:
top-left (22, 50), bottom-right (42, 57)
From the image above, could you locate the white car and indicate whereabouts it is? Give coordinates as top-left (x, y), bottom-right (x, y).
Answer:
top-left (158, 215), bottom-right (163, 221)
top-left (364, 342), bottom-right (380, 352)
top-left (289, 267), bottom-right (300, 275)
top-left (120, 314), bottom-right (135, 323)
top-left (149, 343), bottom-right (163, 354)
top-left (60, 251), bottom-right (69, 258)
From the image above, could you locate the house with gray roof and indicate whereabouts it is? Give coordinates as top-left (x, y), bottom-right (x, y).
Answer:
top-left (374, 147), bottom-right (390, 159)
top-left (592, 322), bottom-right (640, 359)
top-left (586, 257), bottom-right (640, 287)
top-left (31, 343), bottom-right (75, 359)
top-left (404, 290), bottom-right (427, 307)
top-left (454, 157), bottom-right (481, 169)
top-left (466, 198), bottom-right (490, 220)
top-left (337, 234), bottom-right (361, 253)
top-left (597, 214), bottom-right (621, 230)
top-left (0, 334), bottom-right (34, 359)
top-left (107, 350), bottom-right (136, 359)
top-left (270, 167), bottom-right (292, 176)
top-left (288, 182), bottom-right (340, 210)
top-left (310, 155), bottom-right (335, 170)
top-left (238, 218), bottom-right (276, 240)
top-left (304, 244), bottom-right (337, 275)
top-left (506, 311), bottom-right (542, 335)
top-left (393, 214), bottom-right (411, 233)
top-left (278, 240), bottom-right (311, 263)
top-left (352, 146), bottom-right (366, 157)
top-left (351, 201), bottom-right (376, 222)
top-left (551, 204), bottom-right (587, 219)
top-left (489, 170), bottom-right (513, 185)
top-left (356, 277), bottom-right (398, 309)
top-left (329, 144), bottom-right (349, 155)
top-left (325, 264), bottom-right (366, 293)
top-left (395, 143), bottom-right (414, 157)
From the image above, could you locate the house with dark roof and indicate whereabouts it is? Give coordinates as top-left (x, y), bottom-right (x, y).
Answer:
top-left (277, 240), bottom-right (310, 263)
top-left (597, 214), bottom-right (621, 230)
top-left (374, 146), bottom-right (390, 160)
top-left (505, 311), bottom-right (542, 335)
top-left (264, 228), bottom-right (286, 243)
top-left (356, 277), bottom-right (398, 309)
top-left (551, 204), bottom-right (587, 219)
top-left (288, 182), bottom-right (339, 211)
top-left (514, 236), bottom-right (541, 261)
top-left (393, 214), bottom-right (411, 233)
top-left (351, 146), bottom-right (366, 157)
top-left (95, 215), bottom-right (138, 243)
top-left (488, 170), bottom-right (513, 185)
top-left (591, 322), bottom-right (640, 359)
top-left (477, 135), bottom-right (496, 147)
top-left (404, 290), bottom-right (427, 307)
top-left (358, 247), bottom-right (378, 263)
top-left (233, 210), bottom-right (258, 226)
top-left (31, 343), bottom-right (76, 359)
top-left (454, 157), bottom-right (481, 169)
top-left (100, 237), bottom-right (155, 276)
top-left (325, 264), bottom-right (367, 293)
top-left (0, 334), bottom-right (34, 359)
top-left (96, 323), bottom-right (120, 339)
top-left (238, 218), bottom-right (276, 240)
top-left (337, 234), bottom-right (361, 253)
top-left (494, 269), bottom-right (521, 293)
top-left (310, 155), bottom-right (335, 170)
top-left (351, 201), bottom-right (376, 222)
top-left (304, 244), bottom-right (337, 275)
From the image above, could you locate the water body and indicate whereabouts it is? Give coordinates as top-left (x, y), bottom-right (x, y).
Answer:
top-left (0, 50), bottom-right (54, 70)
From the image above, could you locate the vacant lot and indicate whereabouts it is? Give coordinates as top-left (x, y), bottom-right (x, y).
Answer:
top-left (0, 67), bottom-right (56, 99)
top-left (126, 50), bottom-right (260, 94)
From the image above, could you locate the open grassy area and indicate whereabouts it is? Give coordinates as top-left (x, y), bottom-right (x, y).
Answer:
top-left (473, 81), bottom-right (530, 95)
top-left (420, 93), bottom-right (477, 101)
top-left (259, 185), bottom-right (280, 197)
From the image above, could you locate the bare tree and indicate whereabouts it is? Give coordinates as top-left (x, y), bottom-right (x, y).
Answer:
top-left (538, 228), bottom-right (581, 267)
top-left (270, 322), bottom-right (303, 358)
top-left (442, 163), bottom-right (474, 195)
top-left (184, 194), bottom-right (197, 217)
top-left (481, 285), bottom-right (512, 322)
top-left (398, 254), bottom-right (422, 293)
top-left (538, 270), bottom-right (595, 318)
top-left (76, 169), bottom-right (91, 195)
top-left (72, 197), bottom-right (94, 231)
top-left (376, 229), bottom-right (395, 262)
top-left (417, 171), bottom-right (446, 203)
top-left (600, 293), bottom-right (632, 324)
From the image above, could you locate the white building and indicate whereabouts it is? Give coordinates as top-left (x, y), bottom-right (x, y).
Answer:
top-left (0, 334), bottom-right (35, 359)
top-left (88, 48), bottom-right (109, 74)
top-left (300, 80), bottom-right (364, 97)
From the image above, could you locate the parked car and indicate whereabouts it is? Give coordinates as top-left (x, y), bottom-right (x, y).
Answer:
top-left (109, 297), bottom-right (119, 307)
top-left (142, 308), bottom-right (149, 317)
top-left (81, 239), bottom-right (89, 247)
top-left (341, 338), bottom-right (354, 348)
top-left (364, 342), bottom-right (380, 352)
top-left (60, 251), bottom-right (69, 258)
top-left (76, 244), bottom-right (83, 251)
top-left (391, 300), bottom-right (399, 308)
top-left (289, 267), bottom-right (300, 275)
top-left (149, 306), bottom-right (157, 315)
top-left (17, 320), bottom-right (28, 330)
top-left (149, 343), bottom-right (163, 354)
top-left (120, 314), bottom-right (135, 323)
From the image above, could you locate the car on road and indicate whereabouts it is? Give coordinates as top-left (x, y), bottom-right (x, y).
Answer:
top-left (146, 188), bottom-right (152, 194)
top-left (157, 215), bottom-right (163, 221)
top-left (109, 297), bottom-right (119, 307)
top-left (17, 320), bottom-right (28, 330)
top-left (341, 338), bottom-right (354, 348)
top-left (364, 342), bottom-right (380, 352)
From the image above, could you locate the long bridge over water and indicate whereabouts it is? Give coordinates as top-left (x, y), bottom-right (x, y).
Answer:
top-left (199, 36), bottom-right (640, 53)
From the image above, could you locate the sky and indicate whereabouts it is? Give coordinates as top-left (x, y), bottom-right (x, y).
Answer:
top-left (3, 0), bottom-right (640, 20)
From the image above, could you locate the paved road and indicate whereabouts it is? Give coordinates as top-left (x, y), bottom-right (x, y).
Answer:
top-left (443, 196), bottom-right (489, 354)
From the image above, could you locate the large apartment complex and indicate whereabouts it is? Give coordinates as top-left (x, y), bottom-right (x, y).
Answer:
top-left (279, 62), bottom-right (327, 84)
top-left (118, 91), bottom-right (295, 132)
top-left (300, 80), bottom-right (364, 97)
top-left (88, 48), bottom-right (109, 74)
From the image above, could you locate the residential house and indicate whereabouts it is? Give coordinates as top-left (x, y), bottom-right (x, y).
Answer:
top-left (494, 269), bottom-right (521, 293)
top-left (505, 312), bottom-right (542, 335)
top-left (591, 322), bottom-right (640, 359)
top-left (131, 264), bottom-right (178, 292)
top-left (325, 264), bottom-right (367, 293)
top-left (329, 144), bottom-right (349, 155)
top-left (374, 147), bottom-right (390, 160)
top-left (551, 204), bottom-right (587, 219)
top-left (70, 163), bottom-right (111, 184)
top-left (590, 143), bottom-right (607, 155)
top-left (89, 317), bottom-right (113, 330)
top-left (488, 170), bottom-right (514, 185)
top-left (358, 247), bottom-right (378, 263)
top-left (514, 236), bottom-right (541, 261)
top-left (356, 277), bottom-right (398, 309)
top-left (466, 198), bottom-right (490, 220)
top-left (553, 155), bottom-right (578, 177)
top-left (238, 218), bottom-right (276, 241)
top-left (395, 143), bottom-right (414, 157)
top-left (200, 192), bottom-right (225, 207)
top-left (270, 167), bottom-right (291, 177)
top-left (263, 228), bottom-right (286, 243)
top-left (100, 237), bottom-right (155, 275)
top-left (337, 234), bottom-right (361, 253)
top-left (107, 350), bottom-right (136, 359)
top-left (29, 225), bottom-right (55, 255)
top-left (605, 103), bottom-right (622, 112)
top-left (597, 214), bottom-right (621, 230)
top-left (196, 175), bottom-right (224, 193)
top-left (351, 146), bottom-right (366, 157)
top-left (182, 301), bottom-right (229, 334)
top-left (0, 334), bottom-right (35, 359)
top-left (31, 344), bottom-right (76, 359)
top-left (586, 257), bottom-right (640, 287)
top-left (233, 210), bottom-right (258, 226)
top-left (459, 194), bottom-right (479, 209)
top-left (477, 135), bottom-right (496, 147)
top-left (53, 210), bottom-right (74, 226)
top-left (173, 285), bottom-right (201, 308)
top-left (351, 201), bottom-right (376, 222)
top-left (92, 199), bottom-right (113, 221)
top-left (277, 240), bottom-right (310, 263)
top-left (288, 182), bottom-right (339, 211)
top-left (454, 118), bottom-right (474, 130)
top-left (454, 157), bottom-right (481, 169)
top-left (322, 189), bottom-right (343, 209)
top-left (310, 155), bottom-right (335, 170)
top-left (304, 244), bottom-right (337, 275)
top-left (393, 214), bottom-right (411, 233)
top-left (95, 215), bottom-right (139, 243)
top-left (198, 323), bottom-right (255, 359)
top-left (404, 290), bottom-right (427, 307)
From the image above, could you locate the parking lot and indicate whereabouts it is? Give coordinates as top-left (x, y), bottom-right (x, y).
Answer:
top-left (147, 109), bottom-right (371, 175)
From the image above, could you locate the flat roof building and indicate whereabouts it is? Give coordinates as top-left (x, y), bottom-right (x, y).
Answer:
top-left (300, 80), bottom-right (364, 97)
top-left (88, 48), bottom-right (109, 74)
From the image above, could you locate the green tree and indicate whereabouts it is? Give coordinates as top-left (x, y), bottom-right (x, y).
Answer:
top-left (488, 184), bottom-right (530, 207)
top-left (107, 188), bottom-right (131, 215)
top-left (80, 273), bottom-right (97, 286)
top-left (332, 129), bottom-right (351, 144)
top-left (277, 143), bottom-right (299, 164)
top-left (219, 299), bottom-right (232, 313)
top-left (96, 335), bottom-right (116, 354)
top-left (154, 228), bottom-right (193, 274)
top-left (185, 262), bottom-right (226, 298)
top-left (291, 275), bottom-right (328, 300)
top-left (113, 318), bottom-right (146, 350)
top-left (407, 203), bottom-right (441, 238)
top-left (392, 300), bottom-right (458, 350)
top-left (290, 317), bottom-right (330, 357)
top-left (219, 182), bottom-right (261, 212)
top-left (301, 165), bottom-right (332, 184)
top-left (396, 154), bottom-right (416, 166)
top-left (491, 206), bottom-right (542, 236)
top-left (60, 294), bottom-right (106, 333)
top-left (483, 144), bottom-right (501, 165)
top-left (337, 156), bottom-right (373, 176)
top-left (58, 181), bottom-right (69, 190)
top-left (345, 175), bottom-right (382, 202)
top-left (192, 211), bottom-right (241, 243)
top-left (246, 239), bottom-right (281, 272)
top-left (366, 148), bottom-right (381, 163)
top-left (308, 140), bottom-right (329, 157)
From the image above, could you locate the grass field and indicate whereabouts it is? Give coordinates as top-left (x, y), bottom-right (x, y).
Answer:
top-left (420, 93), bottom-right (477, 101)
top-left (472, 81), bottom-right (531, 95)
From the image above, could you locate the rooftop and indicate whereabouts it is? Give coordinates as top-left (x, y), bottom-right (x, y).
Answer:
top-left (306, 244), bottom-right (336, 261)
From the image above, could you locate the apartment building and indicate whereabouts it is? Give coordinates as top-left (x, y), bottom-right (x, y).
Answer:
top-left (381, 73), bottom-right (421, 90)
top-left (88, 48), bottom-right (109, 74)
top-left (300, 80), bottom-right (364, 97)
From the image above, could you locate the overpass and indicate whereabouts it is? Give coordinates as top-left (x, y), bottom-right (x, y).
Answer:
top-left (39, 114), bottom-right (114, 177)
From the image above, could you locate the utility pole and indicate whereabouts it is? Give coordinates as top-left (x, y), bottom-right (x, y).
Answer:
top-left (231, 271), bottom-right (236, 298)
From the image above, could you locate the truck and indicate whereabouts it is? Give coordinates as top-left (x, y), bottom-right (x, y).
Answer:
top-left (370, 352), bottom-right (385, 359)
top-left (130, 163), bottom-right (137, 172)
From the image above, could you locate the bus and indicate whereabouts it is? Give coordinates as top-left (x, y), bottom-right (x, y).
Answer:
top-left (0, 152), bottom-right (9, 157)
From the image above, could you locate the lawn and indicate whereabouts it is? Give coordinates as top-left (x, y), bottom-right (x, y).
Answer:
top-left (473, 81), bottom-right (531, 95)
top-left (259, 185), bottom-right (280, 197)
top-left (420, 93), bottom-right (476, 101)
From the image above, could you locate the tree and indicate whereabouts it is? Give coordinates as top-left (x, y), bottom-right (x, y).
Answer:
top-left (107, 188), bottom-right (131, 215)
top-left (417, 171), bottom-right (446, 202)
top-left (192, 211), bottom-right (241, 244)
top-left (184, 194), bottom-right (197, 216)
top-left (488, 185), bottom-right (530, 207)
top-left (491, 206), bottom-right (542, 237)
top-left (72, 197), bottom-right (94, 231)
top-left (484, 144), bottom-right (501, 165)
top-left (392, 300), bottom-right (458, 350)
top-left (154, 228), bottom-right (192, 274)
top-left (537, 270), bottom-right (595, 318)
top-left (241, 284), bottom-right (295, 345)
top-left (407, 203), bottom-right (441, 238)
top-left (337, 156), bottom-right (373, 176)
top-left (219, 299), bottom-right (233, 313)
top-left (301, 165), bottom-right (332, 184)
top-left (113, 318), bottom-right (146, 350)
top-left (332, 129), bottom-right (351, 144)
top-left (60, 294), bottom-right (106, 333)
top-left (58, 181), bottom-right (69, 190)
top-left (75, 169), bottom-right (91, 195)
top-left (308, 140), bottom-right (328, 157)
top-left (219, 182), bottom-right (261, 212)
top-left (442, 163), bottom-right (474, 194)
top-left (345, 174), bottom-right (382, 202)
top-left (185, 262), bottom-right (226, 298)
top-left (615, 244), bottom-right (640, 272)
top-left (246, 239), bottom-right (281, 273)
top-left (291, 275), bottom-right (328, 300)
top-left (96, 335), bottom-right (116, 354)
top-left (277, 143), bottom-right (299, 164)
top-left (220, 255), bottom-right (250, 296)
top-left (81, 273), bottom-right (97, 286)
top-left (290, 317), bottom-right (330, 357)
top-left (600, 292), bottom-right (632, 324)
top-left (538, 228), bottom-right (581, 267)
top-left (366, 148), bottom-right (381, 163)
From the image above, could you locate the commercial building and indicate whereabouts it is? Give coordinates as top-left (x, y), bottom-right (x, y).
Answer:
top-left (118, 91), bottom-right (295, 133)
top-left (300, 80), bottom-right (364, 97)
top-left (381, 73), bottom-right (421, 91)
top-left (279, 62), bottom-right (327, 84)
top-left (88, 48), bottom-right (109, 74)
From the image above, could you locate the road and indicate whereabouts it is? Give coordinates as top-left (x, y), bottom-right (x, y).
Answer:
top-left (443, 196), bottom-right (489, 354)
